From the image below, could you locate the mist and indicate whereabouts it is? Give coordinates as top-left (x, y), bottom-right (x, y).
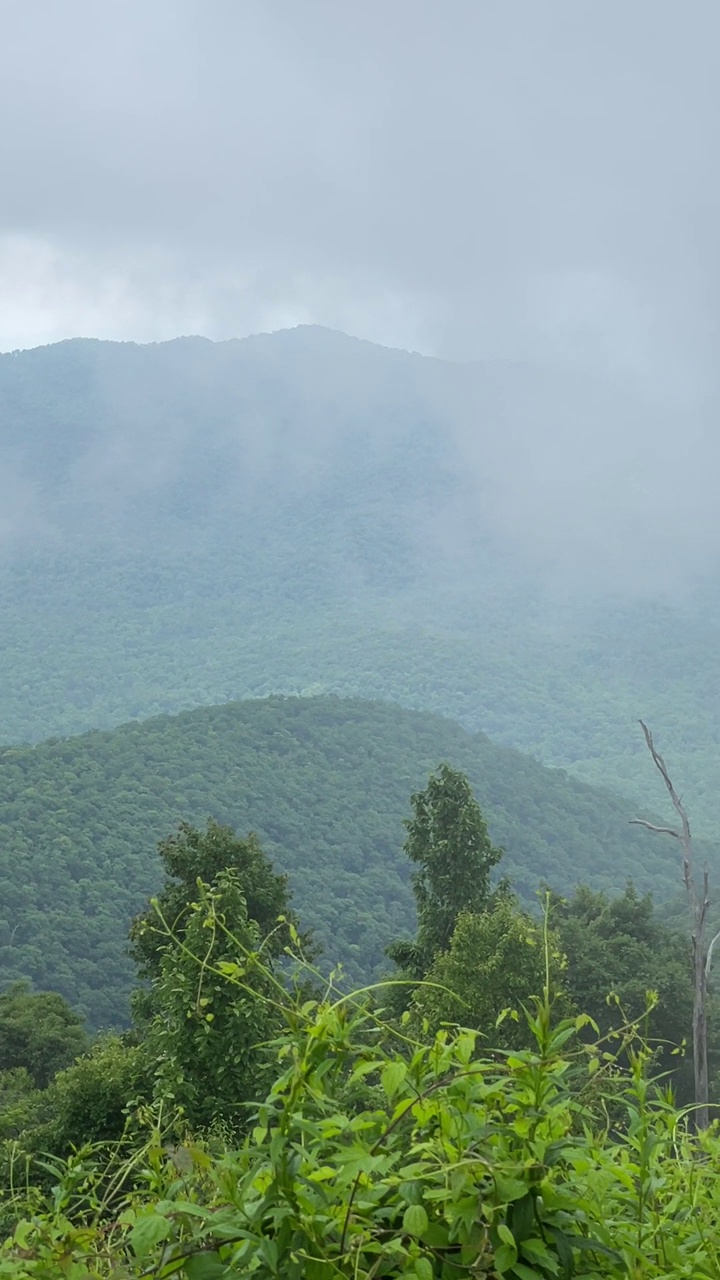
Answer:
top-left (2, 2), bottom-right (720, 596)
top-left (0, 327), bottom-right (717, 604)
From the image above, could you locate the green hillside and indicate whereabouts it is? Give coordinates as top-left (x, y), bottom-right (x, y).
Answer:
top-left (1, 328), bottom-right (719, 829)
top-left (0, 695), bottom-right (691, 1028)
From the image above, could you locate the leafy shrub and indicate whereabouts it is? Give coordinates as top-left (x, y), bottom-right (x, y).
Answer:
top-left (3, 972), bottom-right (720, 1278)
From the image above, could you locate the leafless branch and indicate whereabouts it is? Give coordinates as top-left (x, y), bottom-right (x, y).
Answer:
top-left (629, 819), bottom-right (680, 839)
top-left (638, 719), bottom-right (692, 837)
top-left (706, 928), bottom-right (720, 983)
top-left (637, 719), bottom-right (697, 910)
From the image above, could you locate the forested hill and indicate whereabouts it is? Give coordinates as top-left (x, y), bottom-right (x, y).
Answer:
top-left (0, 694), bottom-right (690, 1027)
top-left (1, 328), bottom-right (720, 830)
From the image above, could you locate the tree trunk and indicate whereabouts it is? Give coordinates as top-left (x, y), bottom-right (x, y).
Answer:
top-left (630, 721), bottom-right (716, 1130)
top-left (694, 933), bottom-right (709, 1131)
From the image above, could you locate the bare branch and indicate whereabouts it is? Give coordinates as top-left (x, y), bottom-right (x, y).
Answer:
top-left (629, 818), bottom-right (680, 839)
top-left (700, 867), bottom-right (711, 932)
top-left (638, 719), bottom-right (693, 845)
top-left (637, 719), bottom-right (698, 913)
top-left (706, 929), bottom-right (720, 983)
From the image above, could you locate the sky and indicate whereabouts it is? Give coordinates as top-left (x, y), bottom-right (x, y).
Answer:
top-left (2, 0), bottom-right (720, 596)
top-left (1, 0), bottom-right (719, 386)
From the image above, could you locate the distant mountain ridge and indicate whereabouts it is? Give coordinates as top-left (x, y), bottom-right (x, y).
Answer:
top-left (0, 325), bottom-right (719, 830)
top-left (0, 695), bottom-right (688, 1026)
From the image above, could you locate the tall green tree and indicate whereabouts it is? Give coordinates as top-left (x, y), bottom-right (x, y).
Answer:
top-left (411, 895), bottom-right (565, 1048)
top-left (146, 871), bottom-right (280, 1132)
top-left (388, 764), bottom-right (503, 978)
top-left (129, 821), bottom-right (300, 1132)
top-left (129, 819), bottom-right (300, 986)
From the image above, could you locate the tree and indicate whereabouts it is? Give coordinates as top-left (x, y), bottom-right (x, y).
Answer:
top-left (630, 721), bottom-right (720, 1128)
top-left (552, 882), bottom-right (696, 1097)
top-left (411, 895), bottom-right (564, 1048)
top-left (388, 764), bottom-right (503, 980)
top-left (0, 982), bottom-right (88, 1089)
top-left (34, 1036), bottom-right (148, 1154)
top-left (0, 1068), bottom-right (39, 1143)
top-left (130, 819), bottom-right (301, 986)
top-left (129, 821), bottom-right (302, 1132)
top-left (146, 871), bottom-right (280, 1132)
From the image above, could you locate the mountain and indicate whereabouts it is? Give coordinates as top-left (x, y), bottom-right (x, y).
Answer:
top-left (0, 695), bottom-right (693, 1028)
top-left (1, 326), bottom-right (719, 830)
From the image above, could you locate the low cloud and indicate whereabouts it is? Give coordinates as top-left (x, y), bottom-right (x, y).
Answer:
top-left (1, 2), bottom-right (720, 597)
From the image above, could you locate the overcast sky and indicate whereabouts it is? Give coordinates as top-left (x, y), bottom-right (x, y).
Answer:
top-left (1, 0), bottom-right (718, 385)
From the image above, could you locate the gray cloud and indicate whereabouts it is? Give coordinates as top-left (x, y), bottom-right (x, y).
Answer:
top-left (1, 1), bottom-right (720, 593)
top-left (2, 1), bottom-right (719, 370)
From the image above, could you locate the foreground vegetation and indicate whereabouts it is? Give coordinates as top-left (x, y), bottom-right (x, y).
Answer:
top-left (1, 765), bottom-right (718, 1276)
top-left (4, 993), bottom-right (720, 1279)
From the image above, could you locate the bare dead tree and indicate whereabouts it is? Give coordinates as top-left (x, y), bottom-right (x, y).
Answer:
top-left (630, 720), bottom-right (720, 1130)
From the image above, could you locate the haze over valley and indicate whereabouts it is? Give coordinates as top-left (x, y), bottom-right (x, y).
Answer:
top-left (1, 325), bottom-right (719, 832)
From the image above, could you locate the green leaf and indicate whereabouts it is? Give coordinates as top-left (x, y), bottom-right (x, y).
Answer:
top-left (184, 1252), bottom-right (228, 1280)
top-left (454, 1030), bottom-right (476, 1064)
top-left (381, 1060), bottom-right (407, 1097)
top-left (403, 1204), bottom-right (429, 1238)
top-left (130, 1213), bottom-right (171, 1258)
top-left (510, 1265), bottom-right (544, 1280)
top-left (164, 1200), bottom-right (210, 1219)
top-left (415, 1258), bottom-right (433, 1280)
top-left (422, 1222), bottom-right (449, 1248)
top-left (520, 1237), bottom-right (559, 1272)
top-left (495, 1176), bottom-right (531, 1203)
top-left (549, 1228), bottom-right (574, 1280)
top-left (563, 1234), bottom-right (621, 1261)
top-left (349, 1059), bottom-right (383, 1084)
top-left (258, 1237), bottom-right (279, 1271)
top-left (13, 1220), bottom-right (33, 1250)
top-left (508, 1192), bottom-right (535, 1243)
top-left (494, 1242), bottom-right (519, 1273)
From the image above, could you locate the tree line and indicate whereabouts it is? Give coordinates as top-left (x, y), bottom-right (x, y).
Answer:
top-left (0, 762), bottom-right (711, 1170)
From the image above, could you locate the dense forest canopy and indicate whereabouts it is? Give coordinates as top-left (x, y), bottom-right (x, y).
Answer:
top-left (1, 328), bottom-right (720, 831)
top-left (0, 694), bottom-right (694, 1027)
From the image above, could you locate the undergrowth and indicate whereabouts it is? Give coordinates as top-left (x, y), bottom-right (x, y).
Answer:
top-left (1, 902), bottom-right (719, 1279)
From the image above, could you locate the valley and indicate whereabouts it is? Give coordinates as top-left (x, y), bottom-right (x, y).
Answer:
top-left (0, 328), bottom-right (718, 832)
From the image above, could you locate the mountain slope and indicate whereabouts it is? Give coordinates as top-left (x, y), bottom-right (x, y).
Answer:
top-left (1, 327), bottom-right (719, 829)
top-left (0, 695), bottom-right (691, 1027)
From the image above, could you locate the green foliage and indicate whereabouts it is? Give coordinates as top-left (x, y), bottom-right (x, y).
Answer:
top-left (3, 976), bottom-right (720, 1278)
top-left (37, 1036), bottom-right (149, 1154)
top-left (0, 983), bottom-right (88, 1089)
top-left (144, 872), bottom-right (282, 1133)
top-left (0, 696), bottom-right (682, 1026)
top-left (553, 884), bottom-right (698, 1080)
top-left (397, 764), bottom-right (502, 966)
top-left (0, 1070), bottom-right (39, 1142)
top-left (411, 897), bottom-right (564, 1047)
top-left (0, 1036), bottom-right (148, 1217)
top-left (129, 820), bottom-right (297, 985)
